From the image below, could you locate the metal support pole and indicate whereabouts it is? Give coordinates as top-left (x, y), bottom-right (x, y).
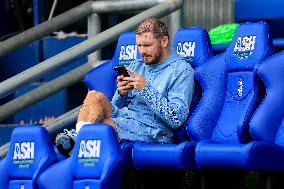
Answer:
top-left (44, 106), bottom-right (81, 138)
top-left (0, 60), bottom-right (105, 122)
top-left (0, 0), bottom-right (165, 58)
top-left (0, 1), bottom-right (93, 57)
top-left (0, 143), bottom-right (9, 159)
top-left (88, 13), bottom-right (102, 62)
top-left (48, 0), bottom-right (59, 20)
top-left (91, 0), bottom-right (164, 14)
top-left (169, 9), bottom-right (182, 44)
top-left (0, 0), bottom-right (183, 98)
top-left (33, 0), bottom-right (44, 25)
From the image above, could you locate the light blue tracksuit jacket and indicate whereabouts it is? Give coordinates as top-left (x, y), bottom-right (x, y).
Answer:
top-left (111, 50), bottom-right (195, 144)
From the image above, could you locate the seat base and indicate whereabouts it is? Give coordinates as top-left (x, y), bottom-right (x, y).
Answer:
top-left (133, 141), bottom-right (197, 169)
top-left (195, 140), bottom-right (284, 171)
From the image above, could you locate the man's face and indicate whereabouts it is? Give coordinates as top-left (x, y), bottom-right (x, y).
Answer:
top-left (136, 32), bottom-right (163, 65)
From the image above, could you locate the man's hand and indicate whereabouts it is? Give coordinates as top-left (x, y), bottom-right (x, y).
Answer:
top-left (123, 67), bottom-right (148, 90)
top-left (117, 75), bottom-right (133, 96)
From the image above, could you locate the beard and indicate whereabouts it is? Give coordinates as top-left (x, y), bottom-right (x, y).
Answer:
top-left (142, 47), bottom-right (163, 65)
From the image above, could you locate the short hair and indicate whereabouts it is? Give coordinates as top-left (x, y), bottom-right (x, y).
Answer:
top-left (134, 17), bottom-right (169, 39)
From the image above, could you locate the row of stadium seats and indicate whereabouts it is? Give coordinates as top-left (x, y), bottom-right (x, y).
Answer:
top-left (1, 21), bottom-right (284, 189)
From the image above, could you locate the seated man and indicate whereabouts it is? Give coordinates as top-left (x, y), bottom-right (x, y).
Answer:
top-left (56, 17), bottom-right (195, 156)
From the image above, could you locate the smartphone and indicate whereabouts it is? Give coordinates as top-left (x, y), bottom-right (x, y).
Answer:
top-left (114, 65), bottom-right (130, 77)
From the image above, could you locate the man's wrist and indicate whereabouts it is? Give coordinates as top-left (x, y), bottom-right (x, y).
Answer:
top-left (118, 90), bottom-right (127, 97)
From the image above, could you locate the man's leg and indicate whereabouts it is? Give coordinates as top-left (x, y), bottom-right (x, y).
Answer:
top-left (56, 91), bottom-right (117, 157)
top-left (77, 90), bottom-right (106, 123)
top-left (102, 119), bottom-right (120, 140)
top-left (79, 91), bottom-right (119, 139)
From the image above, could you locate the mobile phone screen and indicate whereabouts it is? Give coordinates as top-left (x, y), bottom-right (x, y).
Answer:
top-left (114, 66), bottom-right (130, 77)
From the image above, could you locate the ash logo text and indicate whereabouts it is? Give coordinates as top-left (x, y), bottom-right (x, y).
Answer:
top-left (119, 45), bottom-right (138, 66)
top-left (13, 142), bottom-right (35, 168)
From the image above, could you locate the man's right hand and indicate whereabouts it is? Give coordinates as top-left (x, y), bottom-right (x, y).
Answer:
top-left (117, 75), bottom-right (133, 96)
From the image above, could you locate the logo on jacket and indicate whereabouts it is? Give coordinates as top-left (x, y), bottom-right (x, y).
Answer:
top-left (233, 36), bottom-right (256, 59)
top-left (119, 45), bottom-right (138, 66)
top-left (78, 140), bottom-right (101, 167)
top-left (176, 42), bottom-right (195, 62)
top-left (13, 142), bottom-right (35, 168)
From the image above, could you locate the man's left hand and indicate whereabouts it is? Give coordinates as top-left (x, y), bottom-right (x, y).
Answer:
top-left (123, 67), bottom-right (147, 90)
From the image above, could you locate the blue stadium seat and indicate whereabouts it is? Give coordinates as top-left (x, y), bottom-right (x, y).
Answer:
top-left (0, 157), bottom-right (8, 189)
top-left (84, 32), bottom-right (140, 100)
top-left (0, 125), bottom-right (57, 189)
top-left (241, 50), bottom-right (284, 171)
top-left (132, 27), bottom-right (218, 169)
top-left (195, 22), bottom-right (275, 169)
top-left (38, 124), bottom-right (125, 189)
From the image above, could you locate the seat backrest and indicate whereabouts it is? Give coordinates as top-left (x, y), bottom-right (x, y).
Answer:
top-left (171, 27), bottom-right (213, 142)
top-left (210, 21), bottom-right (274, 144)
top-left (172, 27), bottom-right (213, 69)
top-left (187, 53), bottom-right (227, 141)
top-left (70, 124), bottom-right (123, 189)
top-left (111, 32), bottom-right (141, 67)
top-left (249, 50), bottom-right (284, 145)
top-left (6, 125), bottom-right (57, 189)
top-left (84, 32), bottom-right (140, 100)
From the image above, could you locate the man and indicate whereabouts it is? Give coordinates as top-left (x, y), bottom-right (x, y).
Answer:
top-left (56, 18), bottom-right (195, 156)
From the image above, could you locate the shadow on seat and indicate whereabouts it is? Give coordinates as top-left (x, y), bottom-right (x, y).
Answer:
top-left (0, 125), bottom-right (57, 189)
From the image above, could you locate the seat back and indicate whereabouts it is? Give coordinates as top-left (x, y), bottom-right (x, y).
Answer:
top-left (70, 124), bottom-right (123, 189)
top-left (84, 32), bottom-right (140, 100)
top-left (173, 27), bottom-right (213, 69)
top-left (249, 51), bottom-right (284, 145)
top-left (172, 27), bottom-right (213, 142)
top-left (6, 125), bottom-right (57, 189)
top-left (210, 22), bottom-right (274, 144)
top-left (187, 53), bottom-right (227, 141)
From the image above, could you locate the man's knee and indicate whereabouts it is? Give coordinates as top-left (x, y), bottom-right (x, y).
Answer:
top-left (84, 91), bottom-right (102, 105)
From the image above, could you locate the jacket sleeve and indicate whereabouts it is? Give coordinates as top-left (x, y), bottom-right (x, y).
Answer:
top-left (111, 90), bottom-right (128, 108)
top-left (111, 60), bottom-right (137, 116)
top-left (139, 68), bottom-right (195, 129)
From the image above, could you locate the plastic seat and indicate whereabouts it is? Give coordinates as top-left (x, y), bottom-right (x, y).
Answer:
top-left (38, 124), bottom-right (124, 189)
top-left (132, 27), bottom-right (220, 169)
top-left (238, 50), bottom-right (284, 171)
top-left (0, 125), bottom-right (57, 189)
top-left (195, 22), bottom-right (276, 170)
